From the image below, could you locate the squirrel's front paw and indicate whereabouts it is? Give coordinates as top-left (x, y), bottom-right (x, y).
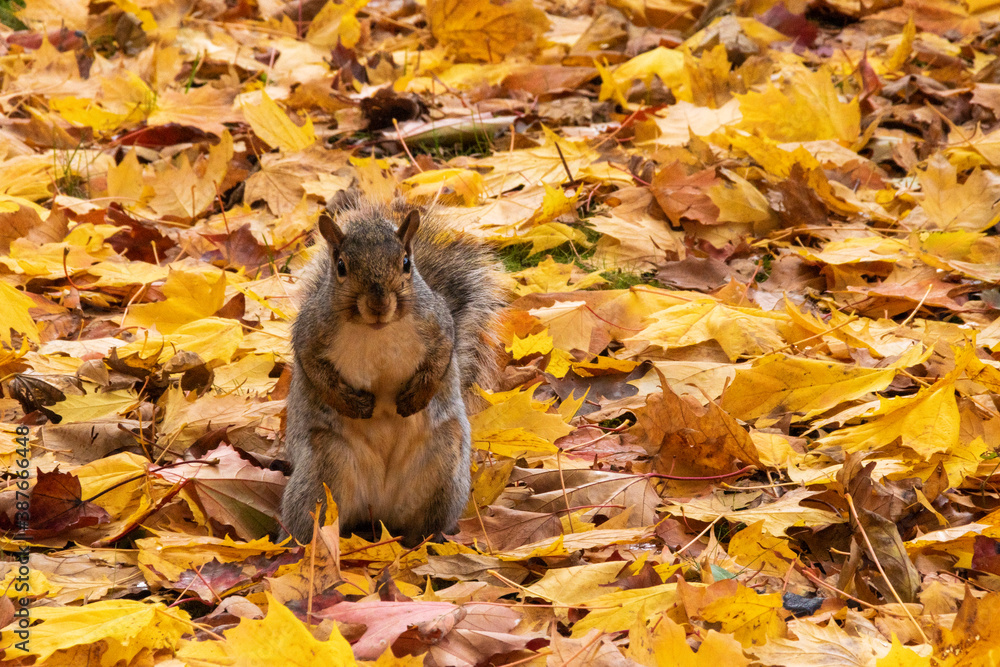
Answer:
top-left (396, 378), bottom-right (435, 417)
top-left (327, 386), bottom-right (375, 419)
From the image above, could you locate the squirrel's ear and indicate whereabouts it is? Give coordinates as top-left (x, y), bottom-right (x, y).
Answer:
top-left (318, 211), bottom-right (345, 250)
top-left (398, 210), bottom-right (420, 251)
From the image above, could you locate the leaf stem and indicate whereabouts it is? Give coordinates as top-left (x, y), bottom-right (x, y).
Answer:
top-left (845, 493), bottom-right (929, 643)
top-left (645, 465), bottom-right (754, 481)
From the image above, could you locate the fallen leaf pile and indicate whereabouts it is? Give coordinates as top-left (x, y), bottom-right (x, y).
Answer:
top-left (2, 0), bottom-right (1000, 664)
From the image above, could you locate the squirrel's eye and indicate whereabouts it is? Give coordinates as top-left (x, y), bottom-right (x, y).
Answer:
top-left (402, 256), bottom-right (411, 273)
top-left (336, 258), bottom-right (347, 277)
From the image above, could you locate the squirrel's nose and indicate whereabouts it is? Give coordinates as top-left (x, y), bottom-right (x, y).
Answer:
top-left (366, 289), bottom-right (395, 318)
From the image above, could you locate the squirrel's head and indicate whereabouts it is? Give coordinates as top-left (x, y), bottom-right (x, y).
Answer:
top-left (318, 208), bottom-right (419, 329)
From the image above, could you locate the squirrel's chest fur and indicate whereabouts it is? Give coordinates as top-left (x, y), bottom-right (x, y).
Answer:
top-left (320, 317), bottom-right (433, 522)
top-left (324, 317), bottom-right (426, 407)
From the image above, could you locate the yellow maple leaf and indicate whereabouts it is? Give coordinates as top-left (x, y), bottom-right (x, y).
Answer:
top-left (0, 568), bottom-right (59, 599)
top-left (177, 593), bottom-right (354, 666)
top-left (0, 191), bottom-right (48, 216)
top-left (3, 226), bottom-right (118, 281)
top-left (596, 58), bottom-right (630, 108)
top-left (523, 561), bottom-right (626, 607)
top-left (571, 582), bottom-right (679, 637)
top-left (945, 124), bottom-right (1000, 171)
top-left (506, 330), bottom-right (554, 359)
top-left (511, 256), bottom-right (608, 296)
top-left (782, 300), bottom-right (914, 359)
top-left (626, 300), bottom-right (787, 362)
top-left (426, 0), bottom-right (550, 63)
top-left (546, 347), bottom-right (573, 378)
top-left (86, 260), bottom-right (169, 288)
top-left (478, 129), bottom-right (598, 195)
top-left (212, 353), bottom-right (280, 394)
top-left (339, 525), bottom-right (428, 565)
top-left (891, 436), bottom-right (990, 489)
top-left (533, 183), bottom-right (579, 223)
top-left (684, 17), bottom-right (788, 51)
top-left (101, 70), bottom-right (156, 119)
top-left (905, 154), bottom-right (1000, 232)
top-left (0, 340), bottom-right (28, 375)
top-left (105, 150), bottom-right (147, 206)
top-left (557, 389), bottom-right (587, 421)
top-left (793, 235), bottom-right (911, 265)
top-left (608, 0), bottom-right (703, 31)
top-left (148, 86), bottom-right (243, 135)
top-left (640, 99), bottom-right (742, 148)
top-left (817, 373), bottom-right (960, 458)
top-left (0, 281), bottom-right (41, 345)
top-left (679, 44), bottom-right (733, 108)
top-left (1, 599), bottom-right (190, 665)
top-left (700, 584), bottom-right (786, 647)
top-left (125, 268), bottom-right (227, 334)
top-left (877, 634), bottom-right (932, 666)
top-left (243, 90), bottom-right (316, 153)
top-left (473, 427), bottom-right (559, 458)
top-left (749, 618), bottom-right (891, 664)
top-left (628, 614), bottom-right (750, 667)
top-left (17, 1), bottom-right (87, 29)
top-left (502, 221), bottom-right (590, 255)
top-left (722, 131), bottom-right (824, 180)
top-left (402, 168), bottom-right (485, 206)
top-left (626, 613), bottom-right (686, 667)
top-left (590, 188), bottom-right (685, 268)
top-left (572, 356), bottom-right (640, 375)
top-left (736, 65), bottom-right (860, 143)
top-left (886, 17), bottom-right (916, 72)
top-left (471, 384), bottom-right (573, 443)
top-left (466, 457), bottom-right (515, 509)
top-left (146, 131), bottom-right (234, 220)
top-left (119, 317), bottom-right (244, 366)
top-left (721, 346), bottom-right (928, 422)
top-left (109, 0), bottom-right (157, 31)
top-left (51, 71), bottom-right (154, 134)
top-left (707, 171), bottom-right (772, 223)
top-left (306, 0), bottom-right (370, 49)
top-left (48, 387), bottom-right (139, 424)
top-left (137, 533), bottom-right (287, 582)
top-left (526, 300), bottom-right (599, 354)
top-left (613, 46), bottom-right (687, 94)
top-left (727, 521), bottom-right (797, 577)
top-left (74, 452), bottom-right (150, 520)
top-left (497, 526), bottom-right (655, 560)
top-left (49, 97), bottom-right (135, 135)
top-left (906, 517), bottom-right (1000, 569)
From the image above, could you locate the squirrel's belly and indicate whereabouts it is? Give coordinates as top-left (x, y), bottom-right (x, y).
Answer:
top-left (338, 411), bottom-right (434, 521)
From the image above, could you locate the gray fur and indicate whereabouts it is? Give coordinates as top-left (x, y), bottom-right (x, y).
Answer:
top-left (281, 196), bottom-right (502, 546)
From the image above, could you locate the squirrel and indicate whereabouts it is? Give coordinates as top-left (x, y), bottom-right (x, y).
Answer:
top-left (281, 195), bottom-right (503, 547)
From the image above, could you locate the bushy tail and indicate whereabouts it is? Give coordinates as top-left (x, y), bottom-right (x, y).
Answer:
top-left (414, 221), bottom-right (505, 393)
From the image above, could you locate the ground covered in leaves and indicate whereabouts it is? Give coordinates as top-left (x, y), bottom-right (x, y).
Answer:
top-left (1, 0), bottom-right (1000, 664)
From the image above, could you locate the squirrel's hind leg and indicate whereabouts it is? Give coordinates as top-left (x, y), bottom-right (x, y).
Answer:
top-left (280, 463), bottom-right (325, 543)
top-left (398, 415), bottom-right (471, 546)
top-left (281, 429), bottom-right (355, 544)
